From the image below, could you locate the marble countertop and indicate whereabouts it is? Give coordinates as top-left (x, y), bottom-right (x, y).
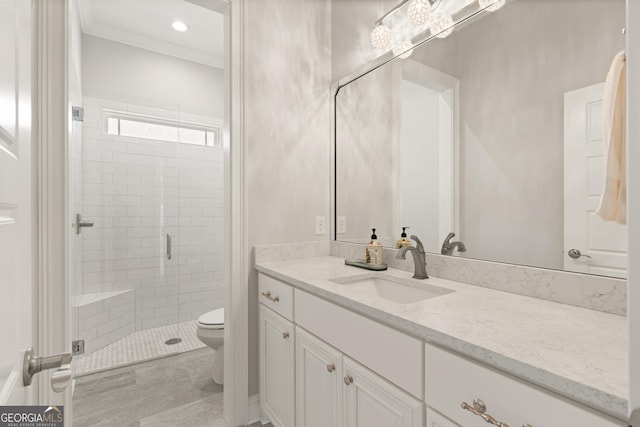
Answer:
top-left (255, 256), bottom-right (628, 420)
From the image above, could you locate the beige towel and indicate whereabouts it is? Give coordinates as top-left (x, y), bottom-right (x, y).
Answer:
top-left (596, 50), bottom-right (626, 224)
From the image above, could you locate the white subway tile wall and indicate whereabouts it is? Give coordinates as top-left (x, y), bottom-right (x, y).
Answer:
top-left (74, 290), bottom-right (135, 354)
top-left (78, 97), bottom-right (224, 350)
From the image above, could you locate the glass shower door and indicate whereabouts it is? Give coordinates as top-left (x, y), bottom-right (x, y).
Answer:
top-left (72, 97), bottom-right (181, 376)
top-left (174, 111), bottom-right (226, 355)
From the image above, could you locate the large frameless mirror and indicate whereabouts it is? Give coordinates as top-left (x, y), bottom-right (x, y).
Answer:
top-left (335, 0), bottom-right (627, 278)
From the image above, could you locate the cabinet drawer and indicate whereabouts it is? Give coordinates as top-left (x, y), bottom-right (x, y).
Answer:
top-left (425, 343), bottom-right (625, 427)
top-left (259, 273), bottom-right (294, 321)
top-left (295, 289), bottom-right (423, 399)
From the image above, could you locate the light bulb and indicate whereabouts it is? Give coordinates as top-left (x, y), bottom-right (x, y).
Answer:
top-left (172, 21), bottom-right (188, 32)
top-left (430, 15), bottom-right (453, 38)
top-left (407, 0), bottom-right (432, 26)
top-left (371, 24), bottom-right (391, 50)
top-left (478, 0), bottom-right (505, 12)
top-left (393, 40), bottom-right (414, 59)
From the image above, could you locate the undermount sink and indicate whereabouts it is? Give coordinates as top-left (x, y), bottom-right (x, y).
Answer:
top-left (330, 273), bottom-right (453, 304)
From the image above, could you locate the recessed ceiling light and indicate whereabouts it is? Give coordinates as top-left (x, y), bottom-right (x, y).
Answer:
top-left (172, 21), bottom-right (188, 32)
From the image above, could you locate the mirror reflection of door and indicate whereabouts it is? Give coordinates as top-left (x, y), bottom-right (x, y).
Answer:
top-left (394, 61), bottom-right (459, 254)
top-left (564, 83), bottom-right (627, 278)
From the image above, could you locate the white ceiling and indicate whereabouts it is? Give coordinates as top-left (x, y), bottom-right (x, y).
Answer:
top-left (77, 0), bottom-right (224, 68)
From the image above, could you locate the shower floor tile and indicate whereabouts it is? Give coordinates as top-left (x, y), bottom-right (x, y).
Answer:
top-left (75, 320), bottom-right (206, 376)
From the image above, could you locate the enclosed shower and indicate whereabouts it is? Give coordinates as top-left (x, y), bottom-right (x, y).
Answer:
top-left (72, 96), bottom-right (225, 375)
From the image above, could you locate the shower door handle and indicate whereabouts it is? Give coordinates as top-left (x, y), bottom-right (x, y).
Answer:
top-left (75, 213), bottom-right (94, 235)
top-left (166, 233), bottom-right (172, 260)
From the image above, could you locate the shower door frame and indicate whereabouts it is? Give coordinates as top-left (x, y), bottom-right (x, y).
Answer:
top-left (34, 1), bottom-right (252, 426)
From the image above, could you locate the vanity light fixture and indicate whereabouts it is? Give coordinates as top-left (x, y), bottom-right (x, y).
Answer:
top-left (478, 0), bottom-right (505, 12)
top-left (430, 14), bottom-right (454, 38)
top-left (371, 23), bottom-right (392, 49)
top-left (407, 0), bottom-right (432, 26)
top-left (172, 21), bottom-right (189, 32)
top-left (393, 40), bottom-right (414, 58)
top-left (370, 0), bottom-right (454, 54)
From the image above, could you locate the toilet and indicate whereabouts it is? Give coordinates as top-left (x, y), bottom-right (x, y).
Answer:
top-left (196, 308), bottom-right (225, 384)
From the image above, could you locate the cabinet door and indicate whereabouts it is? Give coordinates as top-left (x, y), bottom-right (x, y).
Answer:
top-left (295, 327), bottom-right (343, 427)
top-left (259, 305), bottom-right (295, 427)
top-left (426, 407), bottom-right (460, 427)
top-left (343, 357), bottom-right (424, 427)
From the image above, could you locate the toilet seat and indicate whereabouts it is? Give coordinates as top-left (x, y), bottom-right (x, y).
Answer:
top-left (198, 308), bottom-right (224, 330)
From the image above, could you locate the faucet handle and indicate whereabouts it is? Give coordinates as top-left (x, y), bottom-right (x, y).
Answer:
top-left (409, 235), bottom-right (425, 253)
top-left (444, 232), bottom-right (455, 244)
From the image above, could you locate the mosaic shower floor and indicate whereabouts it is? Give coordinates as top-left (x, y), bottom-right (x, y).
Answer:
top-left (75, 320), bottom-right (206, 376)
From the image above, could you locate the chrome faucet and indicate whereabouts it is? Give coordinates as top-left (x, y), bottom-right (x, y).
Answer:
top-left (441, 232), bottom-right (466, 255)
top-left (396, 235), bottom-right (428, 279)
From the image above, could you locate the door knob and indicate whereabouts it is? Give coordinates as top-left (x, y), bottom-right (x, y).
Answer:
top-left (568, 249), bottom-right (591, 259)
top-left (23, 348), bottom-right (73, 393)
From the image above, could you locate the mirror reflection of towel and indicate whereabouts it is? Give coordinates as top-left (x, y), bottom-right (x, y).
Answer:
top-left (596, 50), bottom-right (626, 224)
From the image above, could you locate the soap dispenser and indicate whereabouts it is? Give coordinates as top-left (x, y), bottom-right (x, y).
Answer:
top-left (366, 228), bottom-right (383, 265)
top-left (396, 227), bottom-right (411, 249)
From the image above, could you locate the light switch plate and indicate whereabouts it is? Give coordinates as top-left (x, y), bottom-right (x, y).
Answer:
top-left (337, 216), bottom-right (346, 234)
top-left (315, 216), bottom-right (326, 235)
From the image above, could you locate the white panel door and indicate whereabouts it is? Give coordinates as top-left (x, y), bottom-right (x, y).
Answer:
top-left (564, 83), bottom-right (627, 278)
top-left (0, 0), bottom-right (33, 405)
top-left (259, 305), bottom-right (295, 427)
top-left (295, 327), bottom-right (343, 427)
top-left (343, 357), bottom-right (423, 427)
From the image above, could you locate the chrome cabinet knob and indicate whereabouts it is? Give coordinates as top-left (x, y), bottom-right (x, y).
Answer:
top-left (327, 364), bottom-right (335, 372)
top-left (344, 375), bottom-right (353, 385)
top-left (568, 248), bottom-right (591, 259)
top-left (282, 332), bottom-right (289, 339)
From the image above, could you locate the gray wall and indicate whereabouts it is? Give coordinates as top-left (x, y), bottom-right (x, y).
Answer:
top-left (82, 35), bottom-right (223, 119)
top-left (246, 0), bottom-right (332, 395)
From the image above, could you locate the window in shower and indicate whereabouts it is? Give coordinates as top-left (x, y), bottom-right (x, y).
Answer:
top-left (105, 111), bottom-right (222, 148)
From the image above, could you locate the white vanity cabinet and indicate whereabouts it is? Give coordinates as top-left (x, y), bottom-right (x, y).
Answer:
top-left (295, 326), bottom-right (423, 427)
top-left (343, 356), bottom-right (424, 427)
top-left (294, 287), bottom-right (424, 427)
top-left (424, 343), bottom-right (626, 427)
top-left (258, 274), bottom-right (295, 427)
top-left (295, 326), bottom-right (343, 427)
top-left (259, 273), bottom-right (424, 427)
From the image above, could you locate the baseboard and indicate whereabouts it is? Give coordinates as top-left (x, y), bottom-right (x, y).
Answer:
top-left (247, 393), bottom-right (264, 425)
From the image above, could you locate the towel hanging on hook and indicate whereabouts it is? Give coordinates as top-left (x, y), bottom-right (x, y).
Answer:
top-left (596, 50), bottom-right (626, 224)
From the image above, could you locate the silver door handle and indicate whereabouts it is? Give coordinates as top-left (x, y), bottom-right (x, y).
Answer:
top-left (23, 348), bottom-right (72, 393)
top-left (568, 248), bottom-right (591, 259)
top-left (167, 233), bottom-right (172, 260)
top-left (75, 213), bottom-right (94, 235)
